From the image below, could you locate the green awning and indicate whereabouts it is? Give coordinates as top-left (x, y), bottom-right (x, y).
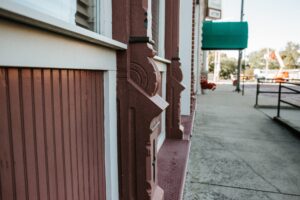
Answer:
top-left (202, 21), bottom-right (248, 50)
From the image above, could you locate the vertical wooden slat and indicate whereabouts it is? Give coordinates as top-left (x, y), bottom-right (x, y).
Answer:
top-left (91, 72), bottom-right (99, 200)
top-left (52, 70), bottom-right (66, 200)
top-left (0, 68), bottom-right (14, 200)
top-left (43, 69), bottom-right (58, 200)
top-left (80, 71), bottom-right (89, 200)
top-left (8, 69), bottom-right (27, 200)
top-left (68, 70), bottom-right (79, 200)
top-left (21, 69), bottom-right (39, 200)
top-left (0, 170), bottom-right (2, 200)
top-left (61, 70), bottom-right (73, 200)
top-left (75, 71), bottom-right (84, 200)
top-left (33, 69), bottom-right (49, 200)
top-left (95, 72), bottom-right (106, 199)
top-left (87, 71), bottom-right (95, 200)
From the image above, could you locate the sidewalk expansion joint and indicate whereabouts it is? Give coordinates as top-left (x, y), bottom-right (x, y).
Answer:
top-left (205, 136), bottom-right (283, 193)
top-left (197, 134), bottom-right (299, 144)
top-left (190, 181), bottom-right (300, 197)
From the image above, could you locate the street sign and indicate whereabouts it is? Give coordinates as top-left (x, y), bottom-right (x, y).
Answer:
top-left (208, 8), bottom-right (221, 19)
top-left (206, 0), bottom-right (222, 20)
top-left (208, 0), bottom-right (222, 10)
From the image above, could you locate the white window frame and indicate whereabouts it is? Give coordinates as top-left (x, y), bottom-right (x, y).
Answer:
top-left (157, 0), bottom-right (165, 58)
top-left (0, 0), bottom-right (120, 47)
top-left (99, 0), bottom-right (112, 37)
top-left (150, 0), bottom-right (165, 58)
top-left (154, 56), bottom-right (171, 151)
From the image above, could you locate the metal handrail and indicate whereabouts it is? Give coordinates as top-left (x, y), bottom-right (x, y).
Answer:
top-left (277, 82), bottom-right (300, 118)
top-left (255, 78), bottom-right (300, 107)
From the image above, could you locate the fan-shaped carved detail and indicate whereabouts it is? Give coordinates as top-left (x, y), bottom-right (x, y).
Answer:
top-left (130, 58), bottom-right (161, 96)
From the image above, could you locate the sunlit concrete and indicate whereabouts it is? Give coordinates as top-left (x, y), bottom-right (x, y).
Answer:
top-left (183, 84), bottom-right (300, 200)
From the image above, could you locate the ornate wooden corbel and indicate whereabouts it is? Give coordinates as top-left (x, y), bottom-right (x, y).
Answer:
top-left (113, 0), bottom-right (167, 199)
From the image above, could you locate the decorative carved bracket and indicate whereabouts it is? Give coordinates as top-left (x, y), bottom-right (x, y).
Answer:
top-left (113, 0), bottom-right (168, 199)
top-left (165, 0), bottom-right (185, 139)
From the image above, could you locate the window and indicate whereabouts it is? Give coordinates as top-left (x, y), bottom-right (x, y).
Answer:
top-left (12, 0), bottom-right (77, 24)
top-left (9, 0), bottom-right (111, 37)
top-left (152, 0), bottom-right (159, 52)
top-left (75, 0), bottom-right (100, 32)
top-left (151, 0), bottom-right (165, 58)
top-left (75, 0), bottom-right (112, 37)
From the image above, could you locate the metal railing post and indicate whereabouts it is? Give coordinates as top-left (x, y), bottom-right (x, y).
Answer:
top-left (242, 76), bottom-right (245, 96)
top-left (277, 82), bottom-right (282, 118)
top-left (255, 79), bottom-right (260, 107)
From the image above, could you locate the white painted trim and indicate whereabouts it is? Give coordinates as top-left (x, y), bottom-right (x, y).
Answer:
top-left (104, 71), bottom-right (119, 200)
top-left (148, 0), bottom-right (153, 39)
top-left (0, 0), bottom-right (127, 50)
top-left (157, 69), bottom-right (167, 151)
top-left (154, 59), bottom-right (167, 151)
top-left (158, 0), bottom-right (166, 58)
top-left (100, 0), bottom-right (112, 37)
top-left (179, 0), bottom-right (193, 115)
top-left (154, 56), bottom-right (171, 65)
top-left (0, 18), bottom-right (117, 70)
top-left (154, 58), bottom-right (169, 73)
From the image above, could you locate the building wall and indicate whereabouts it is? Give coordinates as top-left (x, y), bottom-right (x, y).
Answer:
top-left (179, 0), bottom-right (193, 115)
top-left (0, 1), bottom-right (124, 198)
top-left (0, 19), bottom-right (117, 70)
top-left (0, 0), bottom-right (208, 199)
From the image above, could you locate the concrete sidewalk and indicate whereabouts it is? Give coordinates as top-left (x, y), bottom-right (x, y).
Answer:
top-left (183, 85), bottom-right (300, 200)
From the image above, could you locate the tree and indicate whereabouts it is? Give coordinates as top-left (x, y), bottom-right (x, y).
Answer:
top-left (248, 48), bottom-right (278, 69)
top-left (248, 42), bottom-right (300, 70)
top-left (219, 57), bottom-right (237, 79)
top-left (208, 51), bottom-right (215, 72)
top-left (280, 42), bottom-right (300, 69)
top-left (208, 52), bottom-right (237, 79)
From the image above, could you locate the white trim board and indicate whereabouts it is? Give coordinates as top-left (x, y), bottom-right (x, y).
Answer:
top-left (0, 19), bottom-right (117, 70)
top-left (154, 58), bottom-right (167, 151)
top-left (104, 71), bottom-right (119, 200)
top-left (154, 56), bottom-right (171, 65)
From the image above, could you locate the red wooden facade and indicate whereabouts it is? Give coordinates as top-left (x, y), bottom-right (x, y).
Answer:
top-left (165, 0), bottom-right (185, 139)
top-left (0, 68), bottom-right (106, 200)
top-left (112, 0), bottom-right (185, 199)
top-left (0, 0), bottom-right (205, 198)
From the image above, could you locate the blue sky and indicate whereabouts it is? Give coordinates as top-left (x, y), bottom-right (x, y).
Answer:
top-left (222, 0), bottom-right (300, 53)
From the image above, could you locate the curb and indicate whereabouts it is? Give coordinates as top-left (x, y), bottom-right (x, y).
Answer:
top-left (273, 117), bottom-right (300, 135)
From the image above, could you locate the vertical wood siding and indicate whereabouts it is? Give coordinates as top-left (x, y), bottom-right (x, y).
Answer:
top-left (0, 68), bottom-right (106, 200)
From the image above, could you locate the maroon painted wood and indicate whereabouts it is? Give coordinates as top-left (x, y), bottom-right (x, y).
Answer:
top-left (21, 69), bottom-right (39, 200)
top-left (112, 0), bottom-right (168, 199)
top-left (165, 0), bottom-right (185, 139)
top-left (0, 68), bottom-right (106, 200)
top-left (43, 69), bottom-right (58, 200)
top-left (8, 69), bottom-right (27, 200)
top-left (0, 68), bottom-right (15, 200)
